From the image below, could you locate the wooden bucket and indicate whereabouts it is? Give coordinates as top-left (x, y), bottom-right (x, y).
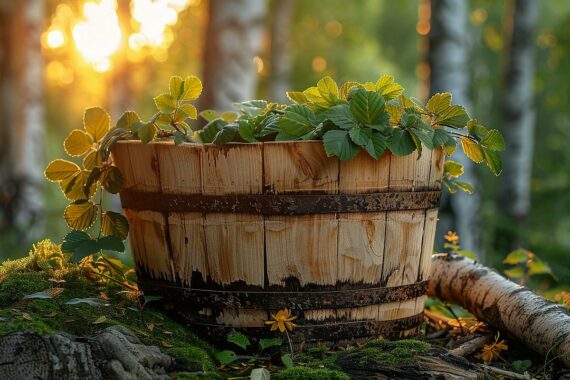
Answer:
top-left (112, 140), bottom-right (444, 345)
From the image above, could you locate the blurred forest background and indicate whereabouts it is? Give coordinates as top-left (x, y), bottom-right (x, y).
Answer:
top-left (0, 0), bottom-right (569, 289)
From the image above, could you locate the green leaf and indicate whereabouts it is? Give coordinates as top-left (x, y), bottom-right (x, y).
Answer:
top-left (101, 211), bottom-right (129, 240)
top-left (84, 107), bottom-right (110, 142)
top-left (135, 122), bottom-right (157, 144)
top-left (100, 166), bottom-right (123, 194)
top-left (178, 103), bottom-right (197, 119)
top-left (348, 127), bottom-right (373, 147)
top-left (220, 111), bottom-right (238, 123)
top-left (169, 76), bottom-right (184, 100)
top-left (349, 88), bottom-right (386, 125)
top-left (375, 75), bottom-right (404, 100)
top-left (323, 130), bottom-right (359, 160)
top-left (227, 332), bottom-right (250, 350)
top-left (216, 350), bottom-right (238, 365)
top-left (388, 129), bottom-right (416, 156)
top-left (426, 93), bottom-right (469, 128)
top-left (482, 148), bottom-right (502, 176)
top-left (503, 249), bottom-right (530, 265)
top-left (504, 267), bottom-right (525, 279)
top-left (409, 125), bottom-right (435, 150)
top-left (317, 76), bottom-right (339, 103)
top-left (259, 337), bottom-right (282, 350)
top-left (286, 91), bottom-right (308, 104)
top-left (65, 298), bottom-right (109, 306)
top-left (97, 235), bottom-right (125, 253)
top-left (84, 167), bottom-right (102, 196)
top-left (432, 128), bottom-right (453, 147)
top-left (64, 201), bottom-right (97, 230)
top-left (234, 100), bottom-right (268, 117)
top-left (154, 93), bottom-right (176, 113)
top-left (194, 119), bottom-right (225, 143)
top-left (173, 131), bottom-right (186, 145)
top-left (213, 124), bottom-right (238, 144)
top-left (460, 137), bottom-right (484, 163)
top-left (143, 295), bottom-right (163, 305)
top-left (116, 111), bottom-right (141, 131)
top-left (279, 104), bottom-right (317, 137)
top-left (45, 159), bottom-right (81, 182)
top-left (61, 230), bottom-right (91, 253)
top-left (481, 129), bottom-right (505, 151)
top-left (348, 127), bottom-right (386, 159)
top-left (238, 121), bottom-right (257, 142)
top-left (466, 119), bottom-right (488, 139)
top-left (181, 75), bottom-right (202, 101)
top-left (64, 129), bottom-right (93, 157)
top-left (456, 250), bottom-right (477, 260)
top-left (528, 259), bottom-right (555, 278)
top-left (324, 104), bottom-right (357, 130)
top-left (199, 110), bottom-right (218, 122)
top-left (511, 360), bottom-right (532, 374)
top-left (250, 368), bottom-right (271, 380)
top-left (281, 353), bottom-right (294, 368)
top-left (455, 181), bottom-right (474, 194)
top-left (444, 160), bottom-right (464, 178)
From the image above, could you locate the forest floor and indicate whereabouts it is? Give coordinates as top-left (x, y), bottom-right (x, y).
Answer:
top-left (0, 243), bottom-right (568, 379)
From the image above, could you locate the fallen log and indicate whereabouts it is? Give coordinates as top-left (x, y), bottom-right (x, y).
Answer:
top-left (428, 253), bottom-right (570, 367)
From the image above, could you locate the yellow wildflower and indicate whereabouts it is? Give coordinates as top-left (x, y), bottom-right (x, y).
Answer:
top-left (444, 231), bottom-right (460, 244)
top-left (265, 308), bottom-right (297, 333)
top-left (476, 333), bottom-right (508, 363)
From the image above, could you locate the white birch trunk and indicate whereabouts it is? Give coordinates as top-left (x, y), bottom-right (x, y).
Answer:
top-left (500, 0), bottom-right (538, 237)
top-left (0, 0), bottom-right (45, 242)
top-left (429, 253), bottom-right (570, 367)
top-left (269, 0), bottom-right (295, 103)
top-left (199, 0), bottom-right (268, 112)
top-left (429, 0), bottom-right (481, 257)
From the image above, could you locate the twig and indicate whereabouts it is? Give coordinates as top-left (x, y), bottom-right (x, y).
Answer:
top-left (481, 364), bottom-right (531, 380)
top-left (449, 335), bottom-right (492, 357)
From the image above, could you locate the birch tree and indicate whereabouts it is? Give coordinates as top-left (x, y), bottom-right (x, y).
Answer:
top-left (0, 0), bottom-right (45, 242)
top-left (199, 0), bottom-right (268, 112)
top-left (500, 0), bottom-right (538, 247)
top-left (429, 0), bottom-right (481, 256)
top-left (269, 0), bottom-right (295, 103)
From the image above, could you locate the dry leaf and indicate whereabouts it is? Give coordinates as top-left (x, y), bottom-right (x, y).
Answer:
top-left (163, 330), bottom-right (173, 336)
top-left (160, 341), bottom-right (173, 348)
top-left (64, 319), bottom-right (75, 323)
top-left (146, 323), bottom-right (155, 332)
top-left (93, 315), bottom-right (107, 324)
top-left (22, 313), bottom-right (33, 321)
top-left (99, 292), bottom-right (110, 301)
top-left (44, 311), bottom-right (58, 317)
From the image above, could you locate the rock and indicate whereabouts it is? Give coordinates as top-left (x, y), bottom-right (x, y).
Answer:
top-left (0, 325), bottom-right (174, 380)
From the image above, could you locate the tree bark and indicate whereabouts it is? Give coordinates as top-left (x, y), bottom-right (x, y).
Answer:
top-left (0, 0), bottom-right (45, 242)
top-left (428, 253), bottom-right (570, 367)
top-left (199, 0), bottom-right (268, 112)
top-left (268, 0), bottom-right (295, 103)
top-left (499, 0), bottom-right (538, 247)
top-left (0, 326), bottom-right (174, 380)
top-left (429, 0), bottom-right (481, 258)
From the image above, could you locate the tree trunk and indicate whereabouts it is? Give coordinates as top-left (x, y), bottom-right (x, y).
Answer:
top-left (429, 0), bottom-right (481, 258)
top-left (428, 253), bottom-right (570, 368)
top-left (499, 0), bottom-right (538, 248)
top-left (0, 0), bottom-right (45, 242)
top-left (199, 0), bottom-right (268, 112)
top-left (268, 0), bottom-right (295, 103)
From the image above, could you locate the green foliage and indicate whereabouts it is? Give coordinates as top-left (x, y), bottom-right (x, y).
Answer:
top-left (273, 367), bottom-right (349, 380)
top-left (503, 249), bottom-right (556, 285)
top-left (46, 74), bottom-right (504, 264)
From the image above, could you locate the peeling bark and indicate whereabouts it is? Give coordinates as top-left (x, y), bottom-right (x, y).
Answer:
top-left (429, 0), bottom-right (481, 257)
top-left (199, 0), bottom-right (268, 112)
top-left (0, 0), bottom-right (45, 242)
top-left (429, 253), bottom-right (570, 367)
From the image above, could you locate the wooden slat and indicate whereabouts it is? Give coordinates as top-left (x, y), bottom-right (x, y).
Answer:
top-left (389, 152), bottom-right (417, 191)
top-left (339, 150), bottom-right (390, 193)
top-left (263, 141), bottom-right (338, 194)
top-left (124, 209), bottom-right (174, 282)
top-left (429, 148), bottom-right (445, 190)
top-left (215, 309), bottom-right (267, 327)
top-left (112, 141), bottom-right (161, 192)
top-left (156, 142), bottom-right (204, 286)
top-left (265, 214), bottom-right (338, 286)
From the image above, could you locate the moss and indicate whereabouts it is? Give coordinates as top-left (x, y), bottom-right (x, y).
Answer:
top-left (340, 339), bottom-right (431, 367)
top-left (0, 271), bottom-right (51, 307)
top-left (273, 367), bottom-right (349, 380)
top-left (170, 372), bottom-right (224, 380)
top-left (169, 346), bottom-right (216, 372)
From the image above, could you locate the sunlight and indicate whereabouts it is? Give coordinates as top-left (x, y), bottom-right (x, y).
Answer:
top-left (72, 0), bottom-right (122, 72)
top-left (131, 0), bottom-right (190, 49)
top-left (46, 29), bottom-right (65, 49)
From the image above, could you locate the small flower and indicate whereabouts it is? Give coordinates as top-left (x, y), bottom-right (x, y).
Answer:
top-left (476, 333), bottom-right (508, 363)
top-left (265, 308), bottom-right (297, 333)
top-left (444, 231), bottom-right (460, 244)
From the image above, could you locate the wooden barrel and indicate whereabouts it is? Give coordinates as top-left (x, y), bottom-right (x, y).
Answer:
top-left (112, 140), bottom-right (444, 345)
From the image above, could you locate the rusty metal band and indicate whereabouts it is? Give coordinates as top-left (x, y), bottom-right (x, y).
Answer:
top-left (120, 190), bottom-right (441, 215)
top-left (184, 313), bottom-right (424, 343)
top-left (138, 280), bottom-right (428, 310)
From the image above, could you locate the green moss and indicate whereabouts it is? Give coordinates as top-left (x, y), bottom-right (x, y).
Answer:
top-left (273, 367), bottom-right (349, 380)
top-left (169, 346), bottom-right (216, 372)
top-left (340, 339), bottom-right (431, 367)
top-left (170, 372), bottom-right (224, 380)
top-left (0, 271), bottom-right (51, 307)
